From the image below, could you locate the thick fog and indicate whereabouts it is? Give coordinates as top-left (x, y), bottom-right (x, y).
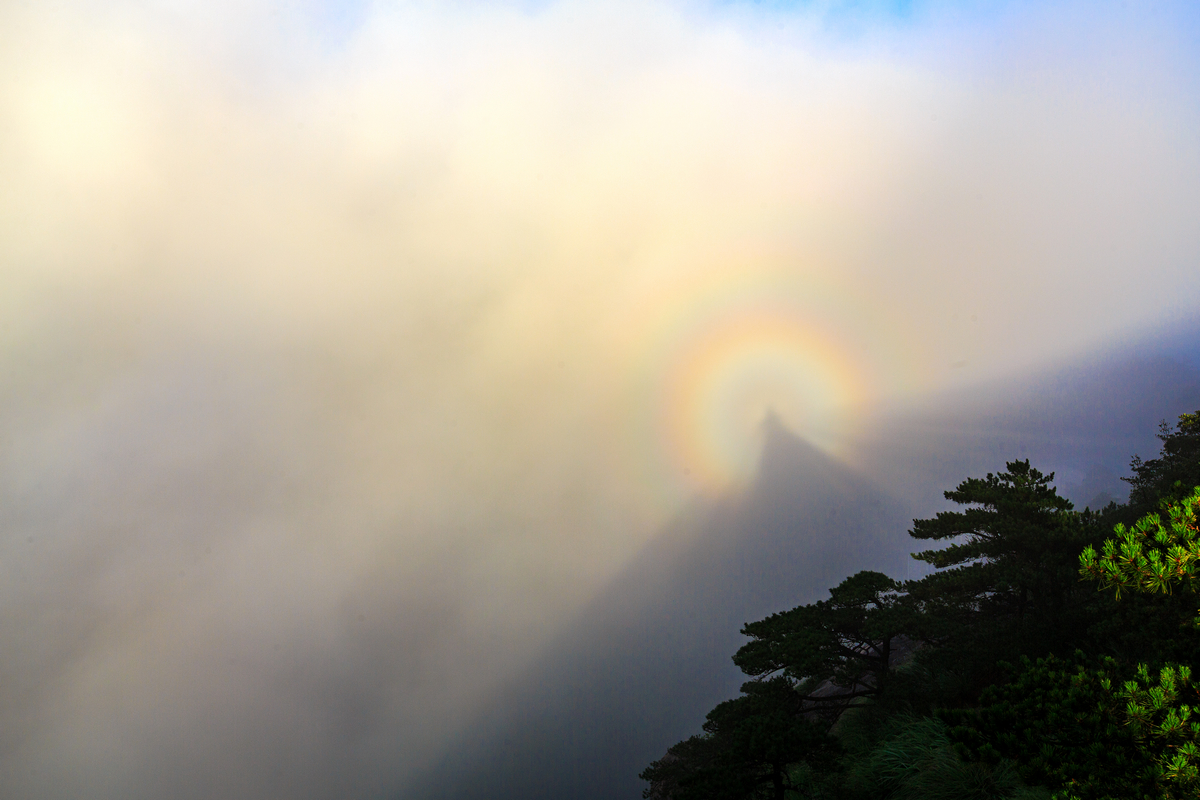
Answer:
top-left (413, 330), bottom-right (1200, 800)
top-left (2, 2), bottom-right (1199, 798)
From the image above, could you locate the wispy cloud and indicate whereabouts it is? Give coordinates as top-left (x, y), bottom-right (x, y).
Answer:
top-left (1, 1), bottom-right (1198, 796)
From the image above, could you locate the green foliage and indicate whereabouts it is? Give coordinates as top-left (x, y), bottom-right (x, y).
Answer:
top-left (640, 677), bottom-right (840, 800)
top-left (867, 716), bottom-right (1020, 800)
top-left (909, 460), bottom-right (1076, 571)
top-left (903, 460), bottom-right (1093, 693)
top-left (839, 713), bottom-right (1029, 800)
top-left (641, 735), bottom-right (731, 800)
top-left (1116, 663), bottom-right (1200, 797)
top-left (1072, 489), bottom-right (1200, 798)
top-left (642, 414), bottom-right (1200, 800)
top-left (945, 653), bottom-right (1157, 800)
top-left (1080, 486), bottom-right (1200, 605)
top-left (734, 571), bottom-right (913, 716)
top-left (906, 461), bottom-right (1085, 625)
top-left (1123, 412), bottom-right (1200, 518)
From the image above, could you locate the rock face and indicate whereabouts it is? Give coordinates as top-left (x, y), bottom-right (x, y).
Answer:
top-left (409, 422), bottom-right (917, 800)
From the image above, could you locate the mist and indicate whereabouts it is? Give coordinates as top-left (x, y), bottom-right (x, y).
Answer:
top-left (2, 1), bottom-right (1199, 798)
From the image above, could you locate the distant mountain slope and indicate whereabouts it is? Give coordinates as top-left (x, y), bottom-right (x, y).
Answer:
top-left (849, 321), bottom-right (1200, 510)
top-left (410, 418), bottom-right (916, 800)
top-left (408, 320), bottom-right (1200, 800)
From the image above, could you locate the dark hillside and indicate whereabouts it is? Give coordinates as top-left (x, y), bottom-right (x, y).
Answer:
top-left (411, 419), bottom-right (915, 800)
top-left (408, 321), bottom-right (1200, 800)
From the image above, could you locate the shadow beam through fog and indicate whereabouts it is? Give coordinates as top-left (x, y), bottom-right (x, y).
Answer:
top-left (1, 1), bottom-right (1199, 798)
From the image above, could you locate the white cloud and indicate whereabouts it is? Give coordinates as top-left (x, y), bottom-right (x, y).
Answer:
top-left (0, 1), bottom-right (1198, 795)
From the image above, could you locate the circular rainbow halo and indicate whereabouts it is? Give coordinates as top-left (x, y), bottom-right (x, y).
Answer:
top-left (617, 264), bottom-right (902, 514)
top-left (660, 309), bottom-right (867, 494)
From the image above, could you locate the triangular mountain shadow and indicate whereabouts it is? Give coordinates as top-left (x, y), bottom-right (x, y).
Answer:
top-left (407, 421), bottom-right (917, 800)
top-left (404, 321), bottom-right (1200, 800)
top-left (406, 321), bottom-right (1200, 800)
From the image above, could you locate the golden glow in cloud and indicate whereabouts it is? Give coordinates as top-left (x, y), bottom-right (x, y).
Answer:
top-left (664, 312), bottom-right (867, 489)
top-left (616, 264), bottom-right (914, 506)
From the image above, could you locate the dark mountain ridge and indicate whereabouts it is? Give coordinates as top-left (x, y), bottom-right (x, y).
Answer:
top-left (408, 319), bottom-right (1200, 800)
top-left (410, 419), bottom-right (916, 800)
